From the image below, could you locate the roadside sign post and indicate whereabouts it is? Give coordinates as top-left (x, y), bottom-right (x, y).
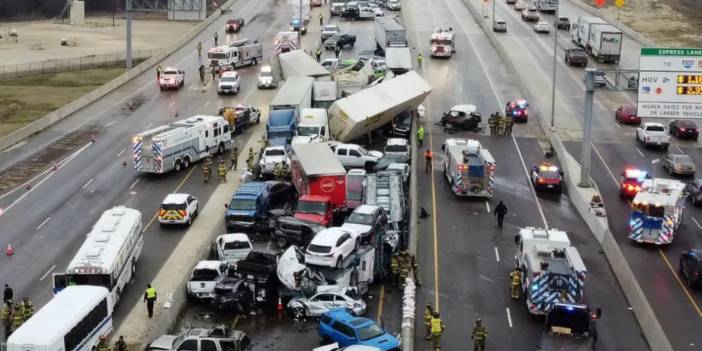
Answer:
top-left (637, 48), bottom-right (702, 120)
top-left (614, 0), bottom-right (624, 19)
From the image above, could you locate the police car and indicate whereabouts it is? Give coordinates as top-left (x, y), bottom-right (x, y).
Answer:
top-left (620, 168), bottom-right (649, 199)
top-left (506, 99), bottom-right (529, 123)
top-left (531, 163), bottom-right (564, 192)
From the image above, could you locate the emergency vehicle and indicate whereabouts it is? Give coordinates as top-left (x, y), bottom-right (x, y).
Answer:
top-left (430, 28), bottom-right (455, 58)
top-left (531, 162), bottom-right (564, 193)
top-left (207, 39), bottom-right (263, 70)
top-left (133, 115), bottom-right (233, 174)
top-left (620, 168), bottom-right (649, 199)
top-left (629, 178), bottom-right (685, 245)
top-left (506, 99), bottom-right (529, 123)
top-left (274, 31), bottom-right (300, 54)
top-left (514, 227), bottom-right (587, 315)
top-left (440, 138), bottom-right (496, 197)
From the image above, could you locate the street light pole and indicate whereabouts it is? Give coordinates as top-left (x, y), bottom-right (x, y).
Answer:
top-left (579, 68), bottom-right (597, 188)
top-left (492, 0), bottom-right (496, 23)
top-left (126, 0), bottom-right (133, 69)
top-left (549, 2), bottom-right (559, 128)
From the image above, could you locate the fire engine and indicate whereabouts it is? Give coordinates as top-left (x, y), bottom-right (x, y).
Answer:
top-left (430, 28), bottom-right (455, 58)
top-left (629, 178), bottom-right (685, 245)
top-left (440, 138), bottom-right (496, 197)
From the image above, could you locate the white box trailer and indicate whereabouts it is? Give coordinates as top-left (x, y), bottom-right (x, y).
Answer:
top-left (571, 16), bottom-right (607, 48)
top-left (278, 50), bottom-right (330, 80)
top-left (270, 76), bottom-right (315, 122)
top-left (313, 80), bottom-right (339, 109)
top-left (385, 47), bottom-right (412, 75)
top-left (374, 17), bottom-right (407, 53)
top-left (588, 24), bottom-right (623, 63)
top-left (328, 71), bottom-right (432, 142)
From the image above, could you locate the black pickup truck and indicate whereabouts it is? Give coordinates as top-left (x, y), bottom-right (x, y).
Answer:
top-left (536, 303), bottom-right (601, 351)
top-left (231, 251), bottom-right (280, 308)
top-left (324, 33), bottom-right (357, 50)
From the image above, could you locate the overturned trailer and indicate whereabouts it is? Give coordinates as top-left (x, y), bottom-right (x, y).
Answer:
top-left (365, 170), bottom-right (406, 251)
top-left (328, 71), bottom-right (432, 142)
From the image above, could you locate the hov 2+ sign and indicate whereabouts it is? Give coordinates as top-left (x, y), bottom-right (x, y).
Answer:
top-left (637, 48), bottom-right (702, 119)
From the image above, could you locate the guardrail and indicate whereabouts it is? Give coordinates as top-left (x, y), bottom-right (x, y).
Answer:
top-left (0, 49), bottom-right (160, 80)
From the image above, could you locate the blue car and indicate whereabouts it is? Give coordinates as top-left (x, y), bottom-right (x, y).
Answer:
top-left (319, 309), bottom-right (400, 350)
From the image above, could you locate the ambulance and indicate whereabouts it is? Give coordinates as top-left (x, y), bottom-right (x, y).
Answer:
top-left (629, 178), bottom-right (685, 245)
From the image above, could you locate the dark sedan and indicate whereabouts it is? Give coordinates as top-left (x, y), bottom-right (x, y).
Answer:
top-left (341, 6), bottom-right (359, 20)
top-left (680, 249), bottom-right (702, 288)
top-left (669, 120), bottom-right (699, 140)
top-left (556, 16), bottom-right (570, 30)
top-left (565, 48), bottom-right (588, 67)
top-left (324, 33), bottom-right (356, 50)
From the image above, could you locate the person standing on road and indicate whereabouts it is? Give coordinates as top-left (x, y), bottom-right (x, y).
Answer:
top-left (319, 13), bottom-right (324, 26)
top-left (211, 65), bottom-right (217, 82)
top-left (197, 42), bottom-right (202, 57)
top-left (496, 114), bottom-right (506, 136)
top-left (20, 297), bottom-right (33, 321)
top-left (417, 53), bottom-right (423, 68)
top-left (390, 254), bottom-right (400, 286)
top-left (424, 303), bottom-right (434, 340)
top-left (509, 267), bottom-right (521, 300)
top-left (430, 311), bottom-right (445, 350)
top-left (315, 47), bottom-right (322, 62)
top-left (230, 147), bottom-right (239, 171)
top-left (156, 65), bottom-right (162, 80)
top-left (144, 284), bottom-right (157, 318)
top-left (214, 31), bottom-right (219, 46)
top-left (488, 113), bottom-right (497, 135)
top-left (202, 158), bottom-right (211, 183)
top-left (198, 65), bottom-right (206, 84)
top-left (1, 301), bottom-right (12, 338)
top-left (114, 336), bottom-right (127, 351)
top-left (3, 284), bottom-right (12, 303)
top-left (471, 318), bottom-right (488, 351)
top-left (494, 201), bottom-right (508, 228)
top-left (334, 45), bottom-right (341, 59)
top-left (424, 149), bottom-right (433, 172)
top-left (416, 125), bottom-right (425, 147)
top-left (10, 304), bottom-right (23, 333)
top-left (217, 159), bottom-right (228, 183)
top-left (504, 115), bottom-right (514, 136)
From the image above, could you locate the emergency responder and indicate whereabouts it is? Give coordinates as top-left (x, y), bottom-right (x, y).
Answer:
top-left (334, 45), bottom-right (341, 59)
top-left (504, 115), bottom-right (514, 136)
top-left (198, 65), bottom-right (206, 84)
top-left (144, 284), bottom-right (157, 318)
top-left (96, 335), bottom-right (111, 351)
top-left (488, 113), bottom-right (497, 135)
top-left (214, 31), bottom-right (219, 46)
top-left (197, 42), bottom-right (202, 57)
top-left (280, 161), bottom-right (290, 180)
top-left (416, 125), bottom-right (425, 147)
top-left (407, 251), bottom-right (421, 286)
top-left (156, 65), bottom-right (162, 80)
top-left (230, 147), bottom-right (239, 170)
top-left (273, 162), bottom-right (283, 181)
top-left (10, 303), bottom-right (23, 333)
top-left (319, 13), bottom-right (324, 26)
top-left (202, 158), bottom-right (211, 183)
top-left (246, 147), bottom-right (256, 171)
top-left (471, 318), bottom-right (488, 351)
top-left (390, 253), bottom-right (400, 286)
top-left (21, 297), bottom-right (33, 321)
top-left (217, 159), bottom-right (228, 183)
top-left (496, 113), bottom-right (506, 136)
top-left (3, 284), bottom-right (12, 303)
top-left (424, 149), bottom-right (433, 172)
top-left (2, 301), bottom-right (12, 337)
top-left (417, 53), bottom-right (423, 68)
top-left (424, 304), bottom-right (434, 340)
top-left (430, 311), bottom-right (445, 350)
top-left (315, 47), bottom-right (322, 62)
top-left (493, 200), bottom-right (508, 229)
top-left (398, 251), bottom-right (410, 286)
top-left (114, 336), bottom-right (127, 351)
top-left (509, 266), bottom-right (522, 300)
top-left (211, 65), bottom-right (217, 82)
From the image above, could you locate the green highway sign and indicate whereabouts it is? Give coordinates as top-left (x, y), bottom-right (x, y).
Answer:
top-left (641, 48), bottom-right (702, 56)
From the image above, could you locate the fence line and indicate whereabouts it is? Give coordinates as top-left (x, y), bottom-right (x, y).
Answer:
top-left (0, 48), bottom-right (163, 80)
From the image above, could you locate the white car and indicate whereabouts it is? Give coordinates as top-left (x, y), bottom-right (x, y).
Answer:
top-left (259, 146), bottom-right (289, 175)
top-left (321, 25), bottom-right (340, 41)
top-left (217, 71), bottom-right (240, 94)
top-left (358, 6), bottom-right (375, 19)
top-left (386, 0), bottom-right (401, 10)
top-left (214, 233), bottom-right (253, 265)
top-left (159, 67), bottom-right (185, 90)
top-left (384, 138), bottom-right (410, 159)
top-left (186, 260), bottom-right (227, 300)
top-left (257, 66), bottom-right (277, 89)
top-left (387, 163), bottom-right (410, 184)
top-left (332, 143), bottom-right (384, 169)
top-left (288, 289), bottom-right (367, 317)
top-left (159, 193), bottom-right (198, 226)
top-left (305, 227), bottom-right (358, 268)
top-left (534, 21), bottom-right (551, 33)
top-left (369, 4), bottom-right (384, 16)
top-left (514, 0), bottom-right (527, 10)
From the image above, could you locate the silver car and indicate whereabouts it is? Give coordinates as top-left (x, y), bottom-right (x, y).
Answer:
top-left (287, 289), bottom-right (367, 317)
top-left (662, 153), bottom-right (696, 177)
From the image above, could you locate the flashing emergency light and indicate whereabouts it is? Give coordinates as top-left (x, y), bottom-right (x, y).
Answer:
top-left (565, 305), bottom-right (575, 311)
top-left (517, 100), bottom-right (528, 108)
top-left (624, 168), bottom-right (647, 180)
top-left (539, 164), bottom-right (559, 172)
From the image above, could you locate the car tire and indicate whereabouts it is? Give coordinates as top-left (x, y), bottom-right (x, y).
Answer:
top-left (336, 257), bottom-right (343, 269)
top-left (276, 237), bottom-right (288, 249)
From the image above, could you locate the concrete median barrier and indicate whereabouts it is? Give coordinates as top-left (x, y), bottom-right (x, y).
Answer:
top-left (0, 0), bottom-right (238, 152)
top-left (459, 0), bottom-right (672, 349)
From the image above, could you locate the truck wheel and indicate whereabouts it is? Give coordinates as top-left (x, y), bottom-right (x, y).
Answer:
top-left (252, 58), bottom-right (258, 66)
top-left (183, 157), bottom-right (191, 169)
top-left (174, 159), bottom-right (182, 172)
top-left (217, 143), bottom-right (225, 155)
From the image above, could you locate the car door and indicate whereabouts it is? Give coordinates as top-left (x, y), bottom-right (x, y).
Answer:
top-left (337, 233), bottom-right (353, 256)
top-left (176, 339), bottom-right (199, 351)
top-left (332, 293), bottom-right (350, 309)
top-left (331, 321), bottom-right (357, 346)
top-left (309, 293), bottom-right (336, 315)
top-left (348, 149), bottom-right (363, 167)
top-left (336, 147), bottom-right (349, 166)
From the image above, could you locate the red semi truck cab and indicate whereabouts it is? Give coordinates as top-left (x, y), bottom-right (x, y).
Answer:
top-left (291, 143), bottom-right (348, 226)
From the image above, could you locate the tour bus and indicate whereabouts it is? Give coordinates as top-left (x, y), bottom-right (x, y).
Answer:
top-left (53, 206), bottom-right (144, 309)
top-left (7, 285), bottom-right (113, 351)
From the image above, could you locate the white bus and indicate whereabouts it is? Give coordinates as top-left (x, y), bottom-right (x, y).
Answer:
top-left (7, 286), bottom-right (113, 351)
top-left (53, 206), bottom-right (143, 309)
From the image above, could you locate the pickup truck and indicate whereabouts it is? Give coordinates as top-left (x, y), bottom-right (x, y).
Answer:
top-left (213, 233), bottom-right (253, 265)
top-left (636, 122), bottom-right (670, 149)
top-left (159, 67), bottom-right (185, 90)
top-left (536, 303), bottom-right (600, 351)
top-left (564, 48), bottom-right (588, 67)
top-left (331, 143), bottom-right (383, 169)
top-left (259, 146), bottom-right (290, 176)
top-left (147, 325), bottom-right (251, 351)
top-left (219, 104), bottom-right (261, 134)
top-left (324, 34), bottom-right (357, 50)
top-left (186, 260), bottom-right (228, 301)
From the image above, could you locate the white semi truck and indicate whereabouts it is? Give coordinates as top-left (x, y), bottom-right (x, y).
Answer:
top-left (571, 16), bottom-right (607, 48)
top-left (374, 17), bottom-right (407, 54)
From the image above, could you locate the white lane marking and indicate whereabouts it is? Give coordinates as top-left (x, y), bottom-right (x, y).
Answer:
top-left (506, 307), bottom-right (513, 328)
top-left (443, 0), bottom-right (548, 228)
top-left (204, 101), bottom-right (211, 108)
top-left (1, 142), bottom-right (92, 213)
top-left (129, 179), bottom-right (140, 189)
top-left (636, 148), bottom-right (644, 157)
top-left (145, 122), bottom-right (153, 129)
top-left (674, 144), bottom-right (684, 153)
top-left (592, 144), bottom-right (619, 185)
top-left (485, 201), bottom-right (491, 213)
top-left (168, 101), bottom-right (176, 109)
top-left (35, 217), bottom-right (51, 231)
top-left (105, 120), bottom-right (116, 127)
top-left (615, 122), bottom-right (622, 129)
top-left (81, 178), bottom-right (94, 190)
top-left (479, 275), bottom-right (495, 283)
top-left (692, 217), bottom-right (702, 230)
top-left (116, 148), bottom-right (126, 158)
top-left (39, 264), bottom-right (56, 281)
top-left (494, 246), bottom-right (500, 262)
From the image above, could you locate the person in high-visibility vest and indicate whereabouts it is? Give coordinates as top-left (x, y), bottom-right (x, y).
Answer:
top-left (424, 149), bottom-right (433, 172)
top-left (430, 311), bottom-right (445, 350)
top-left (10, 303), bottom-right (23, 333)
top-left (416, 125), bottom-right (425, 147)
top-left (509, 267), bottom-right (522, 300)
top-left (96, 335), bottom-right (111, 351)
top-left (21, 297), bottom-right (33, 321)
top-left (390, 254), bottom-right (400, 287)
top-left (423, 304), bottom-right (434, 340)
top-left (471, 318), bottom-right (488, 351)
top-left (144, 284), bottom-right (157, 318)
top-left (217, 159), bottom-right (228, 183)
top-left (1, 301), bottom-right (12, 336)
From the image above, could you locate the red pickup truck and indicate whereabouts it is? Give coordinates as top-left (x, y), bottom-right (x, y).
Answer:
top-left (290, 143), bottom-right (347, 226)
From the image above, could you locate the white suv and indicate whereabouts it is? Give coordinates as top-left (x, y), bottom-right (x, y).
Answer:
top-left (332, 144), bottom-right (383, 169)
top-left (305, 227), bottom-right (358, 268)
top-left (159, 193), bottom-right (198, 226)
top-left (384, 138), bottom-right (410, 159)
top-left (259, 146), bottom-right (289, 175)
top-left (217, 71), bottom-right (241, 95)
top-left (186, 260), bottom-right (227, 300)
top-left (321, 25), bottom-right (340, 41)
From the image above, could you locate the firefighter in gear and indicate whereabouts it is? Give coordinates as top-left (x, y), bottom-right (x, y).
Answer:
top-left (416, 125), bottom-right (425, 147)
top-left (115, 336), bottom-right (127, 351)
top-left (430, 311), bottom-right (445, 350)
top-left (230, 147), bottom-right (239, 170)
top-left (315, 47), bottom-right (322, 62)
top-left (96, 335), bottom-right (111, 351)
top-left (319, 13), bottom-right (324, 26)
top-left (424, 304), bottom-right (434, 340)
top-left (10, 303), bottom-right (23, 332)
top-left (496, 114), bottom-right (506, 136)
top-left (21, 297), bottom-right (33, 321)
top-left (504, 115), bottom-right (514, 136)
top-left (197, 42), bottom-right (202, 57)
top-left (202, 158), bottom-right (211, 183)
top-left (199, 65), bottom-right (206, 84)
top-left (214, 31), bottom-right (219, 46)
top-left (246, 147), bottom-right (256, 171)
top-left (2, 301), bottom-right (12, 336)
top-left (390, 254), bottom-right (400, 286)
top-left (217, 159), bottom-right (228, 183)
top-left (471, 318), bottom-right (488, 351)
top-left (273, 162), bottom-right (284, 181)
top-left (424, 149), bottom-right (433, 172)
top-left (280, 161), bottom-right (290, 180)
top-left (156, 65), bottom-right (162, 80)
top-left (399, 251), bottom-right (410, 286)
top-left (417, 53), bottom-right (423, 68)
top-left (488, 113), bottom-right (497, 135)
top-left (405, 251), bottom-right (421, 286)
top-left (509, 267), bottom-right (522, 300)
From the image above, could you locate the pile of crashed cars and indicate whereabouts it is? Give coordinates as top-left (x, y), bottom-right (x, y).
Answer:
top-left (152, 133), bottom-right (412, 350)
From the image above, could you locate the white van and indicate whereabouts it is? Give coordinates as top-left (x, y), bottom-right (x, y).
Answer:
top-left (292, 108), bottom-right (329, 144)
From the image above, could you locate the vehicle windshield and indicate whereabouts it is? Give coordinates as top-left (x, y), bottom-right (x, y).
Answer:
top-left (223, 240), bottom-right (251, 250)
top-left (208, 53), bottom-right (226, 60)
top-left (633, 203), bottom-right (665, 218)
top-left (347, 212), bottom-right (373, 225)
top-left (221, 76), bottom-right (237, 82)
top-left (431, 39), bottom-right (453, 46)
top-left (323, 26), bottom-right (338, 32)
top-left (308, 244), bottom-right (331, 253)
top-left (229, 199), bottom-right (256, 211)
top-left (65, 274), bottom-right (112, 289)
top-left (357, 147), bottom-right (369, 155)
top-left (298, 200), bottom-right (329, 215)
top-left (163, 70), bottom-right (178, 75)
top-left (298, 126), bottom-right (321, 137)
top-left (265, 149), bottom-right (286, 156)
top-left (647, 125), bottom-right (665, 132)
top-left (357, 323), bottom-right (385, 341)
top-left (385, 144), bottom-right (408, 153)
top-left (674, 155), bottom-right (693, 163)
top-left (191, 268), bottom-right (219, 281)
top-left (260, 71), bottom-right (272, 78)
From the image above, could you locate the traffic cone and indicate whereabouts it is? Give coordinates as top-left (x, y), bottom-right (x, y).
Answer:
top-left (6, 244), bottom-right (13, 256)
top-left (276, 297), bottom-right (283, 312)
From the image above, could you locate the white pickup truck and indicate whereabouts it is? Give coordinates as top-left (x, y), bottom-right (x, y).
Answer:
top-left (186, 260), bottom-right (228, 301)
top-left (259, 146), bottom-right (290, 176)
top-left (214, 233), bottom-right (253, 265)
top-left (636, 122), bottom-right (670, 149)
top-left (332, 143), bottom-right (384, 169)
top-left (159, 67), bottom-right (185, 90)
